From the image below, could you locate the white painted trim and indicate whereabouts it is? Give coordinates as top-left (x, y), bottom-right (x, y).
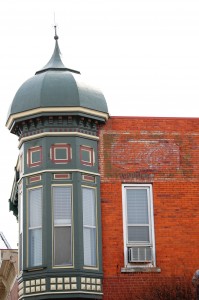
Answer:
top-left (18, 169), bottom-right (100, 183)
top-left (6, 106), bottom-right (109, 129)
top-left (122, 184), bottom-right (156, 268)
top-left (18, 131), bottom-right (99, 148)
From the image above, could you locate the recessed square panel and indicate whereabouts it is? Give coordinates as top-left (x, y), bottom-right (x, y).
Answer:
top-left (51, 144), bottom-right (71, 164)
top-left (81, 150), bottom-right (90, 162)
top-left (28, 147), bottom-right (42, 167)
top-left (32, 151), bottom-right (41, 163)
top-left (53, 173), bottom-right (71, 180)
top-left (82, 174), bottom-right (95, 182)
top-left (80, 146), bottom-right (94, 166)
top-left (55, 148), bottom-right (68, 160)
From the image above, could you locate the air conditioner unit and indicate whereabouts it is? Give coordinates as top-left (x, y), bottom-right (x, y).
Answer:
top-left (128, 246), bottom-right (152, 263)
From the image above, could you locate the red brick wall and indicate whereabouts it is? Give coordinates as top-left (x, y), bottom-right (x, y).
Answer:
top-left (99, 116), bottom-right (199, 299)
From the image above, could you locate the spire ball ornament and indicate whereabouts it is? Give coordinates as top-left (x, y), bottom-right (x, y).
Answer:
top-left (54, 25), bottom-right (59, 40)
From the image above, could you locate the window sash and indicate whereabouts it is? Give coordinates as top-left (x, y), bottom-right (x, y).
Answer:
top-left (52, 185), bottom-right (72, 266)
top-left (29, 228), bottom-right (42, 266)
top-left (28, 187), bottom-right (42, 267)
top-left (125, 187), bottom-right (151, 244)
top-left (82, 187), bottom-right (97, 267)
top-left (54, 227), bottom-right (72, 266)
top-left (29, 188), bottom-right (42, 229)
top-left (19, 192), bottom-right (23, 271)
top-left (19, 233), bottom-right (22, 271)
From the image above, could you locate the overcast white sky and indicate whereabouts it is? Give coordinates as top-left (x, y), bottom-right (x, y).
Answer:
top-left (1, 0), bottom-right (199, 248)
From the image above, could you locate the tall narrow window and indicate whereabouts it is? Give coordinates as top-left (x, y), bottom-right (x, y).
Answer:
top-left (82, 187), bottom-right (97, 267)
top-left (19, 189), bottom-right (23, 272)
top-left (122, 184), bottom-right (155, 266)
top-left (28, 187), bottom-right (42, 267)
top-left (52, 186), bottom-right (72, 266)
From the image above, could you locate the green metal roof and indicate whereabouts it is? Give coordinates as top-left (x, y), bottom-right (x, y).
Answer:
top-left (35, 37), bottom-right (80, 75)
top-left (7, 34), bottom-right (108, 120)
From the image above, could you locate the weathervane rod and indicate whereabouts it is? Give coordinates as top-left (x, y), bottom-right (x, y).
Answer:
top-left (53, 12), bottom-right (58, 40)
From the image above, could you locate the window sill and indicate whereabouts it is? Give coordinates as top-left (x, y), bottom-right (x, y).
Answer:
top-left (24, 266), bottom-right (46, 272)
top-left (121, 267), bottom-right (161, 273)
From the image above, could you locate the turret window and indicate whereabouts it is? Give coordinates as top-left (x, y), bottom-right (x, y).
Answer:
top-left (82, 187), bottom-right (97, 267)
top-left (28, 187), bottom-right (42, 267)
top-left (52, 185), bottom-right (72, 266)
top-left (19, 186), bottom-right (23, 272)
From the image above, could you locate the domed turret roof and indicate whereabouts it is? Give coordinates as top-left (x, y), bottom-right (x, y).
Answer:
top-left (7, 30), bottom-right (108, 128)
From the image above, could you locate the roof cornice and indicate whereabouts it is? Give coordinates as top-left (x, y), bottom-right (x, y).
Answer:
top-left (6, 107), bottom-right (109, 130)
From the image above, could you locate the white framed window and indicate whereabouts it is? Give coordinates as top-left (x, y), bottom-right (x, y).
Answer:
top-left (82, 187), bottom-right (97, 267)
top-left (28, 187), bottom-right (42, 267)
top-left (122, 184), bottom-right (155, 267)
top-left (52, 185), bottom-right (72, 266)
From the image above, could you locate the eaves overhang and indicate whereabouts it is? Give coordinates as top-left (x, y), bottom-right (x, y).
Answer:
top-left (6, 107), bottom-right (109, 131)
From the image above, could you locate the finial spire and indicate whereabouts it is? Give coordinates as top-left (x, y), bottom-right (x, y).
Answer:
top-left (53, 12), bottom-right (58, 40)
top-left (35, 22), bottom-right (80, 75)
top-left (54, 25), bottom-right (59, 40)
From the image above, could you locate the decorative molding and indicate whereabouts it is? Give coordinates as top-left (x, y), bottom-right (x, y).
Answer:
top-left (50, 144), bottom-right (71, 164)
top-left (18, 169), bottom-right (100, 181)
top-left (24, 278), bottom-right (46, 294)
top-left (18, 281), bottom-right (24, 298)
top-left (6, 107), bottom-right (109, 129)
top-left (80, 145), bottom-right (94, 166)
top-left (50, 277), bottom-right (77, 291)
top-left (81, 277), bottom-right (102, 292)
top-left (18, 131), bottom-right (99, 148)
top-left (19, 277), bottom-right (102, 299)
top-left (29, 175), bottom-right (42, 183)
top-left (53, 173), bottom-right (71, 180)
top-left (82, 174), bottom-right (95, 182)
top-left (27, 146), bottom-right (42, 168)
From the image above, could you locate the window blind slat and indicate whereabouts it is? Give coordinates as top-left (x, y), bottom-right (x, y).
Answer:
top-left (127, 189), bottom-right (149, 224)
top-left (82, 187), bottom-right (97, 267)
top-left (53, 187), bottom-right (71, 225)
top-left (29, 188), bottom-right (42, 228)
top-left (53, 186), bottom-right (72, 266)
top-left (83, 227), bottom-right (96, 266)
top-left (83, 188), bottom-right (95, 226)
top-left (29, 228), bottom-right (42, 266)
top-left (28, 188), bottom-right (42, 267)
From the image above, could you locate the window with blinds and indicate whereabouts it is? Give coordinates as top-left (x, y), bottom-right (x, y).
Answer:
top-left (126, 189), bottom-right (150, 243)
top-left (52, 185), bottom-right (72, 266)
top-left (122, 185), bottom-right (155, 266)
top-left (19, 192), bottom-right (23, 272)
top-left (82, 187), bottom-right (97, 267)
top-left (28, 187), bottom-right (42, 267)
